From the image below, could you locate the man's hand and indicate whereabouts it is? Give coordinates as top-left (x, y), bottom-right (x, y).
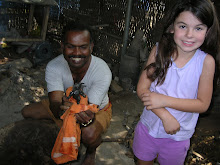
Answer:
top-left (60, 95), bottom-right (95, 124)
top-left (60, 96), bottom-right (73, 112)
top-left (75, 110), bottom-right (95, 124)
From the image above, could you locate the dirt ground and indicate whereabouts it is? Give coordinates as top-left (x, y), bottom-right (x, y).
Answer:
top-left (0, 46), bottom-right (220, 165)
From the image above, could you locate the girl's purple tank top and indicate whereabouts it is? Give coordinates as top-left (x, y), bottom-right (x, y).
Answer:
top-left (140, 49), bottom-right (207, 141)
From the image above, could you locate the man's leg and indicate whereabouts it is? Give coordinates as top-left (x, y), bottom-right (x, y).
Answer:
top-left (21, 99), bottom-right (62, 127)
top-left (81, 121), bottom-right (103, 165)
top-left (21, 101), bottom-right (51, 119)
top-left (81, 106), bottom-right (112, 165)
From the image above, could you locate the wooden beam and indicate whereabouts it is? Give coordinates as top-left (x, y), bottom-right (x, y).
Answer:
top-left (2, 0), bottom-right (57, 6)
top-left (4, 38), bottom-right (44, 42)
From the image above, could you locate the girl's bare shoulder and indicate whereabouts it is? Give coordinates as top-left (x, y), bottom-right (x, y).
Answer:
top-left (204, 54), bottom-right (215, 67)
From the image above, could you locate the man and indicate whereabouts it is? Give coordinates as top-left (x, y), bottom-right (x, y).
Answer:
top-left (22, 21), bottom-right (112, 165)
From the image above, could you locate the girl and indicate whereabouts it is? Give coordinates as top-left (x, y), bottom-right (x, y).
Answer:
top-left (133, 0), bottom-right (220, 164)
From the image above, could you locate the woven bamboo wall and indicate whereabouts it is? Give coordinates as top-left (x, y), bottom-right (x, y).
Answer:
top-left (1, 0), bottom-right (219, 66)
top-left (49, 0), bottom-right (167, 65)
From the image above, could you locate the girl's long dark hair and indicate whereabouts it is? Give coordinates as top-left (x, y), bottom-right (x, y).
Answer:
top-left (146, 0), bottom-right (220, 85)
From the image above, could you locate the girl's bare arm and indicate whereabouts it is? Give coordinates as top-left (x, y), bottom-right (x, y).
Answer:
top-left (137, 46), bottom-right (180, 134)
top-left (143, 54), bottom-right (215, 113)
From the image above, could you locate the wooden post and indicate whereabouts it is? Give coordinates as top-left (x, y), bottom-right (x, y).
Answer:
top-left (120, 0), bottom-right (133, 59)
top-left (27, 4), bottom-right (35, 34)
top-left (41, 6), bottom-right (50, 41)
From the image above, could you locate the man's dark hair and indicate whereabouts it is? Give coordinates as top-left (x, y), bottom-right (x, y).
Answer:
top-left (61, 21), bottom-right (93, 43)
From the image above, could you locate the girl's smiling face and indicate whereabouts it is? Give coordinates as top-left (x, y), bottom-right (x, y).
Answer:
top-left (171, 11), bottom-right (208, 56)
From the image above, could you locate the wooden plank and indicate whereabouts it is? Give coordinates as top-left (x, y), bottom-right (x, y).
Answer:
top-left (1, 0), bottom-right (57, 6)
top-left (4, 38), bottom-right (44, 42)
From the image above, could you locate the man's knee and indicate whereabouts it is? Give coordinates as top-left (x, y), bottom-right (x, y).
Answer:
top-left (21, 105), bottom-right (32, 118)
top-left (81, 127), bottom-right (97, 144)
top-left (21, 102), bottom-right (49, 119)
top-left (81, 123), bottom-right (103, 145)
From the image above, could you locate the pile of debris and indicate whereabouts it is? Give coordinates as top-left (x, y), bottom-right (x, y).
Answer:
top-left (0, 57), bottom-right (47, 128)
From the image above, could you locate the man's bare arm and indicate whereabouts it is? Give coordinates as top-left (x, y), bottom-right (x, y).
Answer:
top-left (48, 91), bottom-right (64, 118)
